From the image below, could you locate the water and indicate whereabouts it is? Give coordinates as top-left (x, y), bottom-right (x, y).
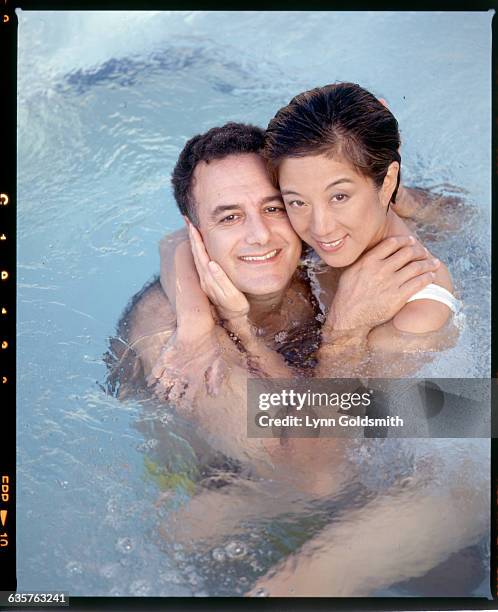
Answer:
top-left (16, 10), bottom-right (492, 596)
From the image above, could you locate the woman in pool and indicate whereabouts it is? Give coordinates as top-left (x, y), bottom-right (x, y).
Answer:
top-left (263, 82), bottom-right (457, 351)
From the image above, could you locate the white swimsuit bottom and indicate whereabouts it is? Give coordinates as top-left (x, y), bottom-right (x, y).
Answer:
top-left (406, 283), bottom-right (460, 313)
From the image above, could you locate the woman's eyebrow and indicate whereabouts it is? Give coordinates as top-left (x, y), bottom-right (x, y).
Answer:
top-left (281, 179), bottom-right (353, 197)
top-left (325, 178), bottom-right (354, 190)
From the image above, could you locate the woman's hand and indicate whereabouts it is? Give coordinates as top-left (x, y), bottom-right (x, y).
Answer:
top-left (186, 219), bottom-right (250, 323)
top-left (186, 221), bottom-right (294, 378)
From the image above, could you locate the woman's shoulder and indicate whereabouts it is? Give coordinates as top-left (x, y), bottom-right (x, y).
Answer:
top-left (382, 215), bottom-right (455, 333)
top-left (392, 261), bottom-right (454, 334)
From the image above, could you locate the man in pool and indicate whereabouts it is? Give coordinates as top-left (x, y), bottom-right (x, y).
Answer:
top-left (111, 122), bottom-right (486, 597)
top-left (121, 122), bottom-right (442, 403)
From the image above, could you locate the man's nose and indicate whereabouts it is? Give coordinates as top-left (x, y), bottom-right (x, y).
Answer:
top-left (310, 203), bottom-right (337, 238)
top-left (245, 215), bottom-right (271, 246)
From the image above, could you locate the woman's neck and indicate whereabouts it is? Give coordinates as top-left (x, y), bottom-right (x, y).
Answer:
top-left (366, 209), bottom-right (409, 252)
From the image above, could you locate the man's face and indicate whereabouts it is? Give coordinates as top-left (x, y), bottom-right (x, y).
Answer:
top-left (193, 153), bottom-right (301, 297)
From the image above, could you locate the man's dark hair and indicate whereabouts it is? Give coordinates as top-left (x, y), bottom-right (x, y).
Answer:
top-left (172, 122), bottom-right (265, 225)
top-left (263, 82), bottom-right (401, 203)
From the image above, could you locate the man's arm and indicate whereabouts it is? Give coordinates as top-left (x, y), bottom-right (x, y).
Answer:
top-left (123, 281), bottom-right (177, 376)
top-left (314, 236), bottom-right (444, 376)
top-left (395, 185), bottom-right (471, 235)
top-left (126, 283), bottom-right (283, 464)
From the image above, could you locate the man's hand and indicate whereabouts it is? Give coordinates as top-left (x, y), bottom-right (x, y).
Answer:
top-left (187, 220), bottom-right (250, 322)
top-left (326, 235), bottom-right (440, 335)
top-left (147, 328), bottom-right (227, 406)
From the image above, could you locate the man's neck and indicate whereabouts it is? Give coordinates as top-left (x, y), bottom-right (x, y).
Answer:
top-left (243, 272), bottom-right (314, 336)
top-left (246, 290), bottom-right (287, 327)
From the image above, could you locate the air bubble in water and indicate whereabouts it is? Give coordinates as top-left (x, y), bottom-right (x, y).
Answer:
top-left (116, 536), bottom-right (134, 553)
top-left (66, 560), bottom-right (83, 575)
top-left (100, 563), bottom-right (119, 579)
top-left (212, 547), bottom-right (225, 562)
top-left (225, 541), bottom-right (247, 559)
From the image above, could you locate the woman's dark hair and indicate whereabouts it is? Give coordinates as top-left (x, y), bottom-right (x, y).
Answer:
top-left (263, 82), bottom-right (401, 203)
top-left (172, 122), bottom-right (265, 225)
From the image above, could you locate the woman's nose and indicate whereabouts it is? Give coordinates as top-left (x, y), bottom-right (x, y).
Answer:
top-left (310, 204), bottom-right (337, 239)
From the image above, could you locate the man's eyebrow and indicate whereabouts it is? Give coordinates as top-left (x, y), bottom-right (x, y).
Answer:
top-left (209, 204), bottom-right (241, 220)
top-left (281, 179), bottom-right (354, 197)
top-left (260, 194), bottom-right (284, 204)
top-left (209, 194), bottom-right (282, 219)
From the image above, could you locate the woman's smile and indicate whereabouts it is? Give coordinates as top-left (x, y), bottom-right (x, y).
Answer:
top-left (314, 235), bottom-right (349, 253)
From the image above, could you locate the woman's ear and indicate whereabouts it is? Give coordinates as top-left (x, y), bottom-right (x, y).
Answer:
top-left (380, 162), bottom-right (400, 208)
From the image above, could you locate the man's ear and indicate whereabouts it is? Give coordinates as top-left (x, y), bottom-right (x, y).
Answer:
top-left (380, 162), bottom-right (399, 208)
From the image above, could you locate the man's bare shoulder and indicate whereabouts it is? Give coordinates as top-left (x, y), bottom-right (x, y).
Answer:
top-left (125, 280), bottom-right (176, 345)
top-left (106, 280), bottom-right (175, 398)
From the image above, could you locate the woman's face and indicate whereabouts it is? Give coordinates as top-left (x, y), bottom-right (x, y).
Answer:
top-left (278, 154), bottom-right (398, 268)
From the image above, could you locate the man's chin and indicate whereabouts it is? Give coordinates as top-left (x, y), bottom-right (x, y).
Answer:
top-left (237, 276), bottom-right (290, 297)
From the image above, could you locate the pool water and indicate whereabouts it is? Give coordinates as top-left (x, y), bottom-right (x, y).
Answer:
top-left (17, 10), bottom-right (492, 596)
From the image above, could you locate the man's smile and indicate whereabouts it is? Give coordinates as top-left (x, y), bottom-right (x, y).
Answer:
top-left (238, 248), bottom-right (282, 263)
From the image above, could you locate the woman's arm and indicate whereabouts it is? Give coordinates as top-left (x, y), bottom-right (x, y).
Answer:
top-left (151, 224), bottom-right (225, 393)
top-left (159, 227), bottom-right (214, 335)
top-left (391, 262), bottom-right (453, 332)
